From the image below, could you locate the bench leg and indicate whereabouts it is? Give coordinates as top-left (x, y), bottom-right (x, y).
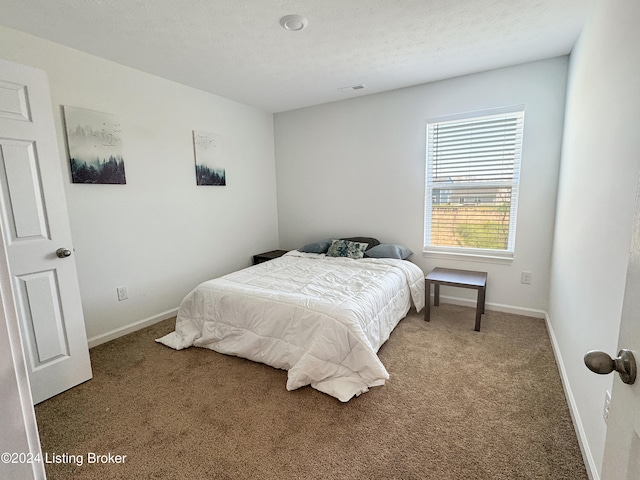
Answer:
top-left (424, 280), bottom-right (431, 322)
top-left (475, 288), bottom-right (485, 331)
top-left (434, 283), bottom-right (440, 306)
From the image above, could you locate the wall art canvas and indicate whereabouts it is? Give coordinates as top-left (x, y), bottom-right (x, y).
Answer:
top-left (64, 106), bottom-right (126, 184)
top-left (193, 130), bottom-right (226, 186)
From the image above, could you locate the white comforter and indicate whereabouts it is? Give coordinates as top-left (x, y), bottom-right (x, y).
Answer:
top-left (157, 251), bottom-right (425, 402)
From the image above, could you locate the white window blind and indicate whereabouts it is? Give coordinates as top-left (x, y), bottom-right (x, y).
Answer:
top-left (425, 109), bottom-right (525, 256)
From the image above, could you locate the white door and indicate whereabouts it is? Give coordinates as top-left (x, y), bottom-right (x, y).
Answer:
top-left (0, 58), bottom-right (92, 404)
top-left (599, 183), bottom-right (640, 479)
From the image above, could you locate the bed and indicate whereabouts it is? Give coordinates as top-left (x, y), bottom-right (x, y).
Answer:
top-left (157, 245), bottom-right (425, 402)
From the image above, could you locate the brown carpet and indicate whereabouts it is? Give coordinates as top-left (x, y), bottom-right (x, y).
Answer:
top-left (35, 304), bottom-right (587, 479)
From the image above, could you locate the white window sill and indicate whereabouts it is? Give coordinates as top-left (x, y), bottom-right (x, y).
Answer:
top-left (422, 247), bottom-right (514, 265)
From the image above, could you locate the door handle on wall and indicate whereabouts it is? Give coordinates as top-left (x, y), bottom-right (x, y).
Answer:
top-left (584, 349), bottom-right (636, 385)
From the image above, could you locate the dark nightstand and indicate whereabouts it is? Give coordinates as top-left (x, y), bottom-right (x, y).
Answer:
top-left (252, 249), bottom-right (288, 265)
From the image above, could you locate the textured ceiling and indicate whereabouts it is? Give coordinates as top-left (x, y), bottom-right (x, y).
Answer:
top-left (0, 0), bottom-right (597, 112)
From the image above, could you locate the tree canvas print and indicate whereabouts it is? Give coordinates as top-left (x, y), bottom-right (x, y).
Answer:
top-left (193, 130), bottom-right (226, 186)
top-left (64, 106), bottom-right (126, 184)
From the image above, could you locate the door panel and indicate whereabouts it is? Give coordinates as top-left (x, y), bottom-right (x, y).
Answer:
top-left (15, 270), bottom-right (69, 365)
top-left (0, 78), bottom-right (31, 122)
top-left (0, 58), bottom-right (92, 404)
top-left (0, 139), bottom-right (50, 241)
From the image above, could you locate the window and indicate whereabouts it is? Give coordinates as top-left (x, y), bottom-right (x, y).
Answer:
top-left (424, 107), bottom-right (525, 260)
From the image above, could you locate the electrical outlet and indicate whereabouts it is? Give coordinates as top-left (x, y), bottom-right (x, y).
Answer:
top-left (521, 271), bottom-right (532, 284)
top-left (603, 390), bottom-right (611, 422)
top-left (116, 286), bottom-right (128, 301)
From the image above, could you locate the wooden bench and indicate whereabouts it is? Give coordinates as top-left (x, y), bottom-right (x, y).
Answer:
top-left (424, 267), bottom-right (488, 331)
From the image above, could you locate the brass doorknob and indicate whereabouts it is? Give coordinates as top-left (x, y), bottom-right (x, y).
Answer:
top-left (56, 248), bottom-right (72, 258)
top-left (584, 349), bottom-right (636, 385)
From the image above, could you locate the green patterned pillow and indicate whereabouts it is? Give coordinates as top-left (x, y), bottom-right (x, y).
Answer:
top-left (326, 239), bottom-right (368, 259)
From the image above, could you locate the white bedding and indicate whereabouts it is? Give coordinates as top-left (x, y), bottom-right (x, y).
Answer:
top-left (157, 251), bottom-right (425, 402)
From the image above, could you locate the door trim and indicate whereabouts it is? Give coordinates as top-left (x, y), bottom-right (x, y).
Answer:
top-left (0, 224), bottom-right (45, 480)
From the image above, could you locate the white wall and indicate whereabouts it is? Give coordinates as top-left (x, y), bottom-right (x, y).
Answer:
top-left (548, 2), bottom-right (640, 477)
top-left (0, 26), bottom-right (279, 342)
top-left (274, 58), bottom-right (568, 313)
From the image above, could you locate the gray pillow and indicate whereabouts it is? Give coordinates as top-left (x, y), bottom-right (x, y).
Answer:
top-left (326, 239), bottom-right (368, 259)
top-left (298, 239), bottom-right (332, 254)
top-left (364, 243), bottom-right (413, 260)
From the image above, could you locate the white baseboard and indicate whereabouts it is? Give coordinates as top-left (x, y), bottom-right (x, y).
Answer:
top-left (434, 294), bottom-right (546, 318)
top-left (87, 308), bottom-right (178, 349)
top-left (544, 312), bottom-right (599, 480)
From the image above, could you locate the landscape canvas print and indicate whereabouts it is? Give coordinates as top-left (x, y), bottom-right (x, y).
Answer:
top-left (193, 130), bottom-right (226, 186)
top-left (64, 106), bottom-right (126, 184)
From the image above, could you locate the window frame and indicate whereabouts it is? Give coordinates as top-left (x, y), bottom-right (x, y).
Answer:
top-left (423, 105), bottom-right (525, 263)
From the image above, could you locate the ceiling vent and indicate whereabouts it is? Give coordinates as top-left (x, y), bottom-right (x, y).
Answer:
top-left (338, 84), bottom-right (367, 92)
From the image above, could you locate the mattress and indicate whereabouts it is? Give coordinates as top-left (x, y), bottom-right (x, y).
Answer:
top-left (157, 250), bottom-right (425, 401)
